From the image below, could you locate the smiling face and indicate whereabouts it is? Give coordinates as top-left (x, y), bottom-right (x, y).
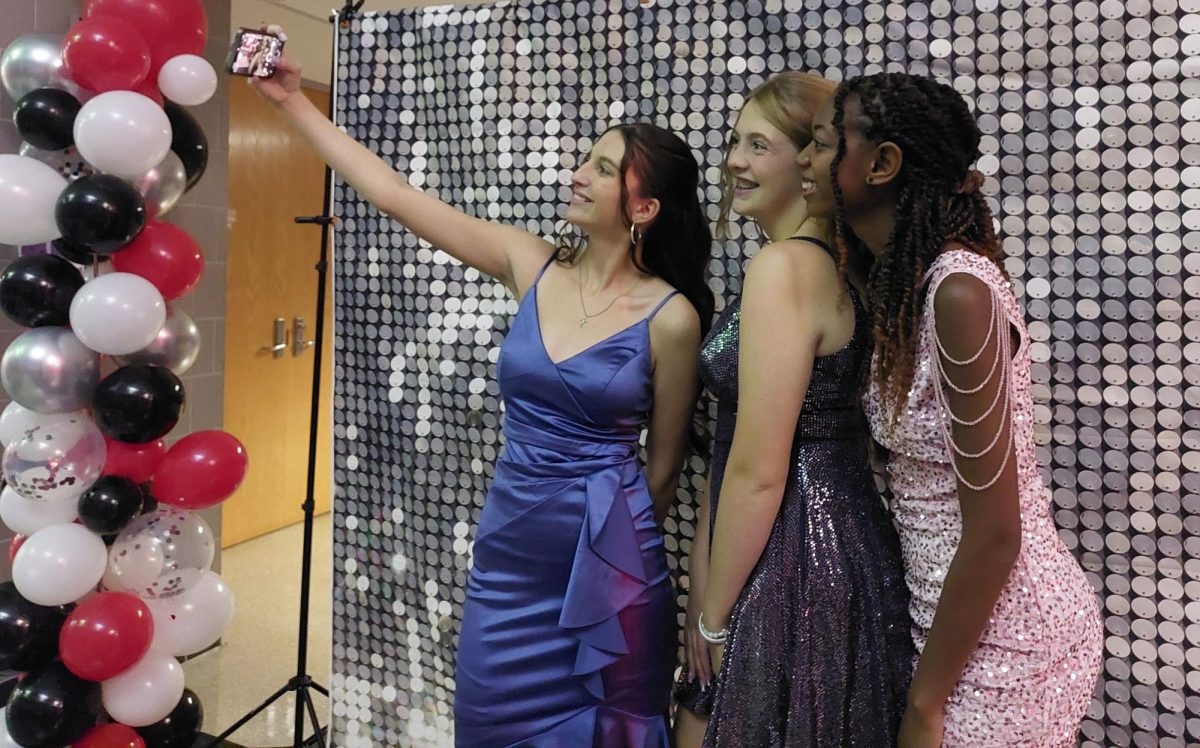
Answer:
top-left (799, 93), bottom-right (886, 230)
top-left (563, 130), bottom-right (640, 234)
top-left (797, 96), bottom-right (837, 220)
top-left (724, 101), bottom-right (808, 226)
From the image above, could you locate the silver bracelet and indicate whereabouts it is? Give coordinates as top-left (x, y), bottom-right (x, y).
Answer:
top-left (697, 612), bottom-right (728, 644)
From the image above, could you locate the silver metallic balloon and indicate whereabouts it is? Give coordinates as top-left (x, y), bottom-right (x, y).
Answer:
top-left (130, 151), bottom-right (188, 219)
top-left (115, 305), bottom-right (202, 375)
top-left (0, 327), bottom-right (100, 414)
top-left (0, 33), bottom-right (85, 102)
top-left (18, 141), bottom-right (93, 181)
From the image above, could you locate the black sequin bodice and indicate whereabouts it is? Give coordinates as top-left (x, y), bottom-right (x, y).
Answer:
top-left (699, 286), bottom-right (871, 458)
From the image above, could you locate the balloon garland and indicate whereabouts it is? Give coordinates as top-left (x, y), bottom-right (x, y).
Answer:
top-left (0, 4), bottom-right (245, 745)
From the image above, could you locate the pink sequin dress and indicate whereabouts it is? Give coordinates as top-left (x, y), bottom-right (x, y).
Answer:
top-left (864, 249), bottom-right (1102, 747)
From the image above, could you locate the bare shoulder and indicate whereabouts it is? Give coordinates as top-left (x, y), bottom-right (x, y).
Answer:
top-left (648, 290), bottom-right (701, 349)
top-left (507, 236), bottom-right (560, 297)
top-left (933, 272), bottom-right (994, 358)
top-left (745, 237), bottom-right (839, 299)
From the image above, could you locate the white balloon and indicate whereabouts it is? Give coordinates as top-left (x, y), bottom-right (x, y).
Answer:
top-left (145, 570), bottom-right (235, 656)
top-left (101, 649), bottom-right (185, 727)
top-left (12, 523), bottom-right (107, 606)
top-left (158, 54), bottom-right (218, 107)
top-left (70, 273), bottom-right (167, 355)
top-left (0, 485), bottom-right (78, 535)
top-left (0, 402), bottom-right (88, 447)
top-left (0, 155), bottom-right (66, 245)
top-left (74, 91), bottom-right (173, 179)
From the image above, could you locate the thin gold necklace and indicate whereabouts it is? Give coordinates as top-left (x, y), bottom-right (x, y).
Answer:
top-left (577, 271), bottom-right (645, 327)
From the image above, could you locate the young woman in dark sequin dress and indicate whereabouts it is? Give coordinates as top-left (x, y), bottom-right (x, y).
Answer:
top-left (672, 72), bottom-right (913, 747)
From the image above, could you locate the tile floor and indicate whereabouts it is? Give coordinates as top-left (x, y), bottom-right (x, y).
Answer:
top-left (185, 514), bottom-right (333, 748)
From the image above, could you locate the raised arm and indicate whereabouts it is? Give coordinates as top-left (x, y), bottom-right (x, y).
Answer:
top-left (253, 56), bottom-right (553, 294)
top-left (899, 271), bottom-right (1022, 748)
top-left (700, 242), bottom-right (829, 658)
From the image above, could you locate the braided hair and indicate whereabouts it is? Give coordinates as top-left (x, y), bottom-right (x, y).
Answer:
top-left (829, 73), bottom-right (1004, 410)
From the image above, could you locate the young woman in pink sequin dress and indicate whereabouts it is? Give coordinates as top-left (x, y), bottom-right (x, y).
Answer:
top-left (799, 73), bottom-right (1103, 747)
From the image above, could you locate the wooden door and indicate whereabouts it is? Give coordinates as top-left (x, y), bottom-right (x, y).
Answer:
top-left (222, 82), bottom-right (333, 548)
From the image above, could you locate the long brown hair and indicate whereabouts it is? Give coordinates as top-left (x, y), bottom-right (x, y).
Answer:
top-left (554, 123), bottom-right (715, 335)
top-left (829, 73), bottom-right (1004, 409)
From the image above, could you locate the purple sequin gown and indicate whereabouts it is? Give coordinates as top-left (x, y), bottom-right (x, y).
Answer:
top-left (675, 244), bottom-right (913, 746)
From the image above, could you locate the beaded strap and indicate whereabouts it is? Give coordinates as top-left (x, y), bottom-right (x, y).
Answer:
top-left (929, 274), bottom-right (1015, 492)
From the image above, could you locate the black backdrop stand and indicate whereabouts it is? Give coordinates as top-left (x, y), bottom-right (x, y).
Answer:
top-left (203, 4), bottom-right (361, 747)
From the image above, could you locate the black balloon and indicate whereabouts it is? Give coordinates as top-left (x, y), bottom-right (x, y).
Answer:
top-left (52, 237), bottom-right (101, 266)
top-left (0, 582), bottom-right (70, 672)
top-left (92, 365), bottom-right (185, 442)
top-left (77, 476), bottom-right (145, 535)
top-left (165, 102), bottom-right (208, 190)
top-left (0, 254), bottom-right (84, 327)
top-left (14, 88), bottom-right (81, 151)
top-left (6, 661), bottom-right (101, 747)
top-left (135, 688), bottom-right (204, 748)
top-left (139, 488), bottom-right (159, 515)
top-left (55, 174), bottom-right (147, 255)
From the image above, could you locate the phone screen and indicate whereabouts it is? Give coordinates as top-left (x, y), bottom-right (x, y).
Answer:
top-left (227, 28), bottom-right (285, 78)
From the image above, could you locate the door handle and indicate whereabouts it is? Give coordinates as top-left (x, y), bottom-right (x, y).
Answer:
top-left (260, 317), bottom-right (287, 358)
top-left (293, 317), bottom-right (315, 357)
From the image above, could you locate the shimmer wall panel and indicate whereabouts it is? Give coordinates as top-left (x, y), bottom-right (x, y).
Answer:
top-left (329, 1), bottom-right (1200, 745)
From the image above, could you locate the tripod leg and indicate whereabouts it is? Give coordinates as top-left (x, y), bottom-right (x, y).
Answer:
top-left (300, 687), bottom-right (328, 748)
top-left (205, 681), bottom-right (294, 746)
top-left (311, 682), bottom-right (329, 697)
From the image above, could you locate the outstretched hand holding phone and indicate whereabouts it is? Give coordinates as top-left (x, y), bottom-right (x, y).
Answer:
top-left (250, 55), bottom-right (302, 105)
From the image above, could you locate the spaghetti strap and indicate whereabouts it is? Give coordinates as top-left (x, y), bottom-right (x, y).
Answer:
top-left (787, 234), bottom-right (835, 261)
top-left (646, 290), bottom-right (680, 321)
top-left (531, 255), bottom-right (556, 287)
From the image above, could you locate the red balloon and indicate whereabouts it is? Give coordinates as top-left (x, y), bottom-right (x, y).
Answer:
top-left (84, 0), bottom-right (207, 76)
top-left (152, 430), bottom-right (248, 510)
top-left (74, 723), bottom-right (146, 748)
top-left (63, 16), bottom-right (152, 93)
top-left (59, 591), bottom-right (153, 682)
top-left (102, 437), bottom-right (168, 484)
top-left (7, 534), bottom-right (26, 567)
top-left (110, 221), bottom-right (204, 301)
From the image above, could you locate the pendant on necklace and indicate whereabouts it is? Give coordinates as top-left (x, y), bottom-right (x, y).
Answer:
top-left (579, 317), bottom-right (588, 327)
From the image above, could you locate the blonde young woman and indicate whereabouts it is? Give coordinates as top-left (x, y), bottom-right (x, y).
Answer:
top-left (673, 72), bottom-right (912, 747)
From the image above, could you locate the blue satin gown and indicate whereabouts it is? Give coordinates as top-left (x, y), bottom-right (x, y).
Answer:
top-left (453, 259), bottom-right (677, 747)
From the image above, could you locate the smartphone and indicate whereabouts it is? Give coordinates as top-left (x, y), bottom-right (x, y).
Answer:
top-left (226, 28), bottom-right (285, 79)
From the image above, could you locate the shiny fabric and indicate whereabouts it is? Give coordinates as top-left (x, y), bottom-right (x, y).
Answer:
top-left (675, 253), bottom-right (913, 747)
top-left (454, 262), bottom-right (675, 747)
top-left (864, 250), bottom-right (1102, 746)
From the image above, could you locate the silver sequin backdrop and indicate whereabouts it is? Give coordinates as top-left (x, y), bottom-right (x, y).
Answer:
top-left (329, 1), bottom-right (1200, 745)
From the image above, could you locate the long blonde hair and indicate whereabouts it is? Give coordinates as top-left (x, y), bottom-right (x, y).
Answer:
top-left (717, 71), bottom-right (837, 241)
